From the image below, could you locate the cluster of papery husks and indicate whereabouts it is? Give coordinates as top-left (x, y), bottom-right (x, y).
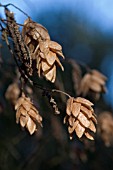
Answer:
top-left (15, 93), bottom-right (42, 135)
top-left (64, 97), bottom-right (97, 140)
top-left (22, 18), bottom-right (64, 82)
top-left (78, 69), bottom-right (107, 99)
top-left (98, 111), bottom-right (113, 147)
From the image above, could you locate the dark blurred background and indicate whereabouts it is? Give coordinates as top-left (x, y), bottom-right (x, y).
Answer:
top-left (1, 0), bottom-right (113, 169)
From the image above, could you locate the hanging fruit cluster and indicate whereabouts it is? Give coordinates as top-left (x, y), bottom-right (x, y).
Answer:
top-left (22, 18), bottom-right (64, 82)
top-left (1, 4), bottom-right (109, 142)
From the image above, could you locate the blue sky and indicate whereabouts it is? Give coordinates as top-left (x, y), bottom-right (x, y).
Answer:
top-left (1, 0), bottom-right (113, 33)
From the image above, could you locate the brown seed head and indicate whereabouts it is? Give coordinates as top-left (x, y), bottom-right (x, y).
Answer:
top-left (78, 70), bottom-right (107, 100)
top-left (22, 18), bottom-right (64, 83)
top-left (64, 97), bottom-right (97, 140)
top-left (15, 93), bottom-right (42, 135)
top-left (98, 111), bottom-right (113, 147)
top-left (35, 40), bottom-right (64, 83)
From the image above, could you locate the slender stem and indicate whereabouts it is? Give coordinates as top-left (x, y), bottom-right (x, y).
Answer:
top-left (52, 89), bottom-right (71, 98)
top-left (0, 3), bottom-right (30, 18)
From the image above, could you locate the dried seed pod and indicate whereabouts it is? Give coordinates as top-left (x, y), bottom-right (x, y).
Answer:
top-left (91, 70), bottom-right (107, 80)
top-left (66, 97), bottom-right (74, 116)
top-left (22, 18), bottom-right (50, 60)
top-left (78, 70), bottom-right (107, 100)
top-left (48, 40), bottom-right (65, 59)
top-left (15, 93), bottom-right (42, 135)
top-left (22, 18), bottom-right (50, 42)
top-left (46, 51), bottom-right (56, 65)
top-left (43, 65), bottom-right (56, 83)
top-left (5, 83), bottom-right (20, 104)
top-left (22, 18), bottom-right (64, 83)
top-left (64, 97), bottom-right (97, 140)
top-left (37, 40), bottom-right (64, 82)
top-left (98, 111), bottom-right (113, 147)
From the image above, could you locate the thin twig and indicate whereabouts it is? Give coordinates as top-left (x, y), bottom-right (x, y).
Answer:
top-left (52, 89), bottom-right (71, 98)
top-left (0, 3), bottom-right (30, 18)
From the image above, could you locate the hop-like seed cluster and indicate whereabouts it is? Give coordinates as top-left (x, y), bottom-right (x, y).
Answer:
top-left (64, 97), bottom-right (97, 140)
top-left (98, 112), bottom-right (113, 147)
top-left (22, 18), bottom-right (64, 82)
top-left (15, 93), bottom-right (42, 135)
top-left (78, 70), bottom-right (107, 99)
